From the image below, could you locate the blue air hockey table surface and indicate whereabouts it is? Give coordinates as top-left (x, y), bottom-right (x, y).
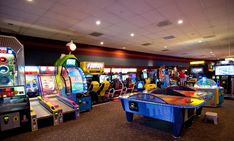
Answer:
top-left (119, 93), bottom-right (205, 137)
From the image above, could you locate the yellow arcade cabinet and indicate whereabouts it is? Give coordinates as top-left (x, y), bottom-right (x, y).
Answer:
top-left (144, 78), bottom-right (157, 91)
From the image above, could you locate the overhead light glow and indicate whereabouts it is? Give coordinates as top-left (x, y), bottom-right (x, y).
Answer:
top-left (164, 46), bottom-right (167, 48)
top-left (177, 19), bottom-right (183, 24)
top-left (96, 20), bottom-right (101, 25)
top-left (100, 41), bottom-right (104, 45)
top-left (27, 0), bottom-right (33, 2)
top-left (130, 33), bottom-right (135, 37)
top-left (122, 47), bottom-right (126, 49)
top-left (210, 51), bottom-right (213, 54)
top-left (198, 40), bottom-right (203, 43)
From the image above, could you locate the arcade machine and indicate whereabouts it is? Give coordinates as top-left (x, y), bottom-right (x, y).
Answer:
top-left (55, 55), bottom-right (92, 112)
top-left (121, 68), bottom-right (137, 82)
top-left (111, 68), bottom-right (122, 80)
top-left (38, 66), bottom-right (79, 121)
top-left (119, 93), bottom-right (205, 137)
top-left (80, 62), bottom-right (110, 103)
top-left (187, 61), bottom-right (210, 86)
top-left (100, 68), bottom-right (111, 83)
top-left (215, 60), bottom-right (234, 98)
top-left (0, 35), bottom-right (31, 132)
top-left (25, 66), bottom-right (64, 130)
top-left (194, 77), bottom-right (224, 107)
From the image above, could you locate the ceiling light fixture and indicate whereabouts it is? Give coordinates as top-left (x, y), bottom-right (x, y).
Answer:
top-left (27, 0), bottom-right (33, 2)
top-left (66, 40), bottom-right (76, 52)
top-left (177, 19), bottom-right (183, 24)
top-left (130, 33), bottom-right (135, 37)
top-left (96, 20), bottom-right (101, 25)
top-left (100, 41), bottom-right (104, 45)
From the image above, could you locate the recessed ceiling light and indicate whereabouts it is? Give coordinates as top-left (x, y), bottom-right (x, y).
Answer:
top-left (27, 0), bottom-right (33, 2)
top-left (96, 20), bottom-right (101, 25)
top-left (122, 47), bottom-right (126, 49)
top-left (100, 41), bottom-right (104, 45)
top-left (177, 19), bottom-right (183, 24)
top-left (130, 33), bottom-right (135, 37)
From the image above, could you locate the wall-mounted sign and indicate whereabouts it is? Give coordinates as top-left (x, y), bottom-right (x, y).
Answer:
top-left (80, 62), bottom-right (104, 74)
top-left (190, 61), bottom-right (205, 65)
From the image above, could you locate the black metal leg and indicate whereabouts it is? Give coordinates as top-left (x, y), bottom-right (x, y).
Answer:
top-left (172, 108), bottom-right (184, 138)
top-left (196, 107), bottom-right (203, 116)
top-left (126, 112), bottom-right (134, 122)
top-left (184, 116), bottom-right (194, 128)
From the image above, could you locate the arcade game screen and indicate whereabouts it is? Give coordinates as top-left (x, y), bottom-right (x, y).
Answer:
top-left (112, 74), bottom-right (120, 80)
top-left (67, 67), bottom-right (85, 93)
top-left (25, 75), bottom-right (39, 95)
top-left (0, 86), bottom-right (26, 105)
top-left (40, 75), bottom-right (57, 95)
top-left (130, 73), bottom-right (136, 83)
top-left (194, 77), bottom-right (217, 88)
top-left (99, 75), bottom-right (110, 83)
top-left (215, 65), bottom-right (234, 75)
top-left (122, 74), bottom-right (129, 81)
top-left (143, 72), bottom-right (148, 79)
top-left (191, 68), bottom-right (203, 74)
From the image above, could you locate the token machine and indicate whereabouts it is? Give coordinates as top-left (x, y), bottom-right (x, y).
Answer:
top-left (55, 54), bottom-right (91, 112)
top-left (0, 35), bottom-right (31, 132)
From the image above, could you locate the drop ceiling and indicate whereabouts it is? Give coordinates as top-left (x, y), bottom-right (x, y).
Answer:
top-left (0, 0), bottom-right (234, 60)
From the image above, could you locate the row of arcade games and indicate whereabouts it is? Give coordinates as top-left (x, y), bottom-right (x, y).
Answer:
top-left (100, 68), bottom-right (137, 83)
top-left (0, 35), bottom-right (92, 133)
top-left (0, 36), bottom-right (31, 132)
top-left (214, 60), bottom-right (234, 98)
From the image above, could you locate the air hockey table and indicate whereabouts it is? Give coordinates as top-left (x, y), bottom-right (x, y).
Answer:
top-left (119, 93), bottom-right (205, 137)
top-left (173, 90), bottom-right (213, 100)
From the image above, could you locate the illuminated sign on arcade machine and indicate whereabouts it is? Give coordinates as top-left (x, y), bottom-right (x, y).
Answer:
top-left (194, 77), bottom-right (224, 107)
top-left (80, 62), bottom-right (104, 75)
top-left (55, 55), bottom-right (91, 112)
top-left (0, 36), bottom-right (31, 132)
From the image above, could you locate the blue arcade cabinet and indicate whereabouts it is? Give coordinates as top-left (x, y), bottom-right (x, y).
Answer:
top-left (55, 54), bottom-right (92, 112)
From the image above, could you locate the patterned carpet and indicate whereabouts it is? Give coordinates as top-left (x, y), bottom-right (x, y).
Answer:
top-left (1, 99), bottom-right (234, 141)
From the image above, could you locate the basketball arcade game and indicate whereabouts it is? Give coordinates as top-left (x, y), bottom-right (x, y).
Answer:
top-left (0, 35), bottom-right (30, 132)
top-left (194, 77), bottom-right (224, 107)
top-left (25, 66), bottom-right (64, 131)
top-left (38, 66), bottom-right (79, 120)
top-left (55, 54), bottom-right (91, 112)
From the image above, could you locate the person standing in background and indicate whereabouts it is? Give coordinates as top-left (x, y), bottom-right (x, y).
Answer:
top-left (179, 70), bottom-right (186, 86)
